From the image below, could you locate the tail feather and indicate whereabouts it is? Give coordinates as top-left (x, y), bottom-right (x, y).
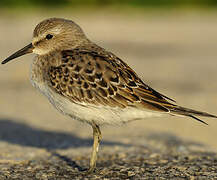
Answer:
top-left (187, 115), bottom-right (208, 125)
top-left (170, 106), bottom-right (217, 125)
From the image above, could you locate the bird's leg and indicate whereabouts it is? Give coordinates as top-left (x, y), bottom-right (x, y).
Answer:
top-left (87, 123), bottom-right (102, 173)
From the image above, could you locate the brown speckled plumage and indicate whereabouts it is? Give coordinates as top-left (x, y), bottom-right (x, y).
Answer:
top-left (47, 47), bottom-right (176, 111)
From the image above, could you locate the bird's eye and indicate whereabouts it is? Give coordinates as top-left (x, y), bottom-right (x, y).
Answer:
top-left (46, 34), bottom-right (53, 40)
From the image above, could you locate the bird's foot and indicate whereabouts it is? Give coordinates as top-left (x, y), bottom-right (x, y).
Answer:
top-left (82, 167), bottom-right (100, 175)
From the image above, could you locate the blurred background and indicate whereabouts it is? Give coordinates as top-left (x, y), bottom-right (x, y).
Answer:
top-left (0, 0), bottom-right (217, 161)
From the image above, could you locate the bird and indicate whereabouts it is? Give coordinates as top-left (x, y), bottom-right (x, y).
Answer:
top-left (2, 17), bottom-right (217, 173)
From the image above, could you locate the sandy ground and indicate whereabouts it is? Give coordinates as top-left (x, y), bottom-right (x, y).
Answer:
top-left (0, 11), bottom-right (217, 179)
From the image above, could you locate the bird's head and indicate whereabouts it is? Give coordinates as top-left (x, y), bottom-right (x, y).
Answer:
top-left (2, 18), bottom-right (87, 64)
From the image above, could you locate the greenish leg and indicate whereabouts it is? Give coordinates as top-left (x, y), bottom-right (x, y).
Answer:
top-left (87, 123), bottom-right (102, 173)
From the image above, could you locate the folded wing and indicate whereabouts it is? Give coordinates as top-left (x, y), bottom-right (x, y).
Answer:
top-left (48, 48), bottom-right (175, 111)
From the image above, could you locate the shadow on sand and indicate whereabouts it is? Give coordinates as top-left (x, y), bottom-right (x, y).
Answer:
top-left (0, 118), bottom-right (130, 171)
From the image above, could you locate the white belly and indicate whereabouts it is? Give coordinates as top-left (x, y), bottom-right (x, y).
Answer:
top-left (56, 99), bottom-right (164, 125)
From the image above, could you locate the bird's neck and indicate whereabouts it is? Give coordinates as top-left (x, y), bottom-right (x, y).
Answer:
top-left (31, 51), bottom-right (61, 85)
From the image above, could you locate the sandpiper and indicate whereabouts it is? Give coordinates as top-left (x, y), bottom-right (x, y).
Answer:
top-left (2, 18), bottom-right (217, 173)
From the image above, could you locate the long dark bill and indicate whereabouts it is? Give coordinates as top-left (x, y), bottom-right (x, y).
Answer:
top-left (1, 43), bottom-right (33, 64)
